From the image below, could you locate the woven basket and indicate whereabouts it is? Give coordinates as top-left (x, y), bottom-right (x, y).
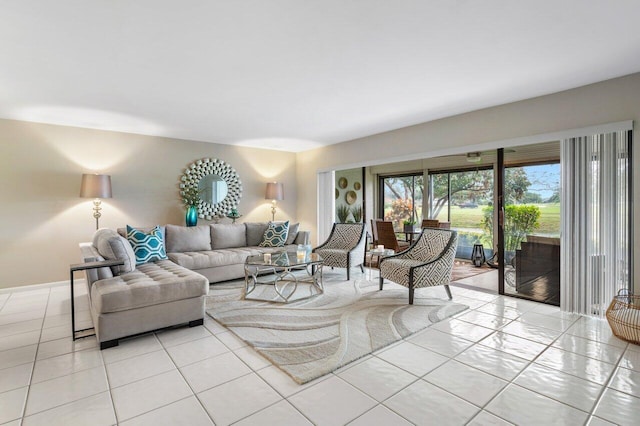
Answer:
top-left (606, 291), bottom-right (640, 345)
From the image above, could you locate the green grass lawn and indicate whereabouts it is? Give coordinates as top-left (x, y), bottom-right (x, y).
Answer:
top-left (436, 203), bottom-right (560, 236)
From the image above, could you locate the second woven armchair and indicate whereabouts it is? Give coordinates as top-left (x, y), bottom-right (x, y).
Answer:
top-left (379, 228), bottom-right (458, 304)
top-left (313, 223), bottom-right (367, 280)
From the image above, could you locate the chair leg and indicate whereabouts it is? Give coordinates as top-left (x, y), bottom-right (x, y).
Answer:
top-left (379, 276), bottom-right (384, 290)
top-left (347, 267), bottom-right (350, 281)
top-left (444, 284), bottom-right (452, 300)
top-left (359, 264), bottom-right (364, 273)
top-left (409, 287), bottom-right (414, 305)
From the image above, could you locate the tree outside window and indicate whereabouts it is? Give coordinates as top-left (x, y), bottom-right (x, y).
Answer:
top-left (380, 174), bottom-right (423, 231)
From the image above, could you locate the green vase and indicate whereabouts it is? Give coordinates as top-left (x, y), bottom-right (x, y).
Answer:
top-left (185, 205), bottom-right (198, 227)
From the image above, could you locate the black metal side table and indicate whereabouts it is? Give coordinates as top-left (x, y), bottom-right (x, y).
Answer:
top-left (69, 259), bottom-right (124, 340)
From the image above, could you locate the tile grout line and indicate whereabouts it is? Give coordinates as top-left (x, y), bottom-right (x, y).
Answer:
top-left (156, 327), bottom-right (218, 425)
top-left (18, 290), bottom-right (107, 422)
top-left (206, 313), bottom-right (317, 425)
top-left (457, 308), bottom-right (584, 424)
top-left (329, 373), bottom-right (418, 425)
top-left (5, 280), bottom-right (635, 425)
top-left (103, 331), bottom-right (212, 423)
top-left (17, 287), bottom-right (50, 423)
top-left (341, 325), bottom-right (476, 424)
top-left (339, 294), bottom-right (503, 423)
top-left (99, 336), bottom-right (120, 426)
top-left (585, 340), bottom-right (629, 422)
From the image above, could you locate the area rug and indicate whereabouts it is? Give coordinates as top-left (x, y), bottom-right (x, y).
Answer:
top-left (206, 274), bottom-right (468, 384)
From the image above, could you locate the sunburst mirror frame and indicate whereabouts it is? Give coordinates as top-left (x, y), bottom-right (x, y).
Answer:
top-left (179, 158), bottom-right (243, 220)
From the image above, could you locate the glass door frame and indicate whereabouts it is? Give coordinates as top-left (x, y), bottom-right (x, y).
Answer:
top-left (497, 148), bottom-right (505, 296)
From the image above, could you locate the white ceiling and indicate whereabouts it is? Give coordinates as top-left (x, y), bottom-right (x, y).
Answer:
top-left (1, 1), bottom-right (640, 153)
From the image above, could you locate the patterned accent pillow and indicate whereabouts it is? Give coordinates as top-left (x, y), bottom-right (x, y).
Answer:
top-left (259, 221), bottom-right (289, 247)
top-left (126, 225), bottom-right (168, 265)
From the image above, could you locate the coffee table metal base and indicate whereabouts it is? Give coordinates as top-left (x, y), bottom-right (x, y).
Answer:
top-left (244, 264), bottom-right (324, 303)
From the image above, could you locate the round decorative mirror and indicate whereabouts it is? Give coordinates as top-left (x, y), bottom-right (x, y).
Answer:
top-left (198, 174), bottom-right (228, 205)
top-left (180, 158), bottom-right (242, 220)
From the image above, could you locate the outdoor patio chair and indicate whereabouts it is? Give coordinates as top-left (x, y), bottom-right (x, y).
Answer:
top-left (313, 223), bottom-right (367, 280)
top-left (379, 228), bottom-right (458, 304)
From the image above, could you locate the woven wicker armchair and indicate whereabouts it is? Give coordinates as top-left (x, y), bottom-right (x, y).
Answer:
top-left (313, 223), bottom-right (367, 280)
top-left (379, 228), bottom-right (458, 304)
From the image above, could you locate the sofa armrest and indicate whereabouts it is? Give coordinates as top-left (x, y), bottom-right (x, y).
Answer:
top-left (294, 231), bottom-right (310, 245)
top-left (79, 242), bottom-right (114, 292)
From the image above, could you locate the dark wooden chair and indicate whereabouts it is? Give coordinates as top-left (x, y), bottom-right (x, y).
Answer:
top-left (376, 221), bottom-right (410, 253)
top-left (370, 219), bottom-right (382, 246)
top-left (421, 219), bottom-right (440, 229)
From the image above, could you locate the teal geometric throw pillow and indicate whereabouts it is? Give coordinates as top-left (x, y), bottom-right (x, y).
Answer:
top-left (126, 225), bottom-right (168, 265)
top-left (259, 221), bottom-right (289, 247)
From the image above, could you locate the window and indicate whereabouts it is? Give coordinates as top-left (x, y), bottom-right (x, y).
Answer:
top-left (428, 168), bottom-right (493, 256)
top-left (378, 173), bottom-right (423, 231)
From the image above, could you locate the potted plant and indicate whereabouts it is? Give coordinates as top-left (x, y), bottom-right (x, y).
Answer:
top-left (336, 205), bottom-right (351, 223)
top-left (403, 218), bottom-right (417, 233)
top-left (226, 208), bottom-right (242, 224)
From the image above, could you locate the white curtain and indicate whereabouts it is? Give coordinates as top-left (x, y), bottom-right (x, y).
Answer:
top-left (316, 171), bottom-right (335, 244)
top-left (560, 130), bottom-right (632, 316)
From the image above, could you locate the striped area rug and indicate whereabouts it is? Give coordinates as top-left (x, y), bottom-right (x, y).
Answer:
top-left (206, 273), bottom-right (468, 384)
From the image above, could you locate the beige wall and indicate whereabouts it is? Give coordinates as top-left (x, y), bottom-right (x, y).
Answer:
top-left (296, 72), bottom-right (640, 291)
top-left (334, 168), bottom-right (364, 223)
top-left (2, 72), bottom-right (638, 290)
top-left (0, 119), bottom-right (297, 288)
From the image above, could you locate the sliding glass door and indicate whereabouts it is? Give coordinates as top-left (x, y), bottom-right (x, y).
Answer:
top-left (501, 160), bottom-right (561, 304)
top-left (378, 173), bottom-right (423, 231)
top-left (428, 168), bottom-right (493, 259)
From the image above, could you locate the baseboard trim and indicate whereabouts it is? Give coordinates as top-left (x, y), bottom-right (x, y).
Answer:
top-left (0, 279), bottom-right (84, 294)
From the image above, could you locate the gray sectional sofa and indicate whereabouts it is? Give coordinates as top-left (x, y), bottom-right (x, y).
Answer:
top-left (162, 222), bottom-right (309, 282)
top-left (79, 222), bottom-right (309, 349)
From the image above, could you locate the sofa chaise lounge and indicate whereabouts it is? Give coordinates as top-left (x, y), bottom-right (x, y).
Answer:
top-left (80, 222), bottom-right (309, 349)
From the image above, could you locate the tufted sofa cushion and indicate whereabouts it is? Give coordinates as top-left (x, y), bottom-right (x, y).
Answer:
top-left (90, 260), bottom-right (209, 314)
top-left (168, 247), bottom-right (263, 270)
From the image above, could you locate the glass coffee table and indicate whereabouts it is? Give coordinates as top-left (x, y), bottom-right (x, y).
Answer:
top-left (244, 251), bottom-right (324, 302)
top-left (367, 248), bottom-right (395, 280)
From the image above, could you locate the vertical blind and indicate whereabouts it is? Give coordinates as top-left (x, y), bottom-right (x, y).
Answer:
top-left (560, 130), bottom-right (632, 316)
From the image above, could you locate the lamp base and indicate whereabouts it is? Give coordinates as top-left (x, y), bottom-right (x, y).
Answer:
top-left (92, 199), bottom-right (102, 230)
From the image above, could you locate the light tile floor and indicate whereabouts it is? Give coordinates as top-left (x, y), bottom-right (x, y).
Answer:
top-left (1, 273), bottom-right (639, 426)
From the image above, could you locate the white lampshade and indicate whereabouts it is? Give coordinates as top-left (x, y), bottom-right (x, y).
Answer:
top-left (80, 174), bottom-right (112, 199)
top-left (265, 182), bottom-right (284, 200)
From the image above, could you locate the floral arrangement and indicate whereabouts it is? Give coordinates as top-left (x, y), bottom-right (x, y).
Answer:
top-left (182, 186), bottom-right (203, 207)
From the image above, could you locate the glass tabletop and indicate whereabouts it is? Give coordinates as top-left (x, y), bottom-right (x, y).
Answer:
top-left (246, 251), bottom-right (323, 267)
